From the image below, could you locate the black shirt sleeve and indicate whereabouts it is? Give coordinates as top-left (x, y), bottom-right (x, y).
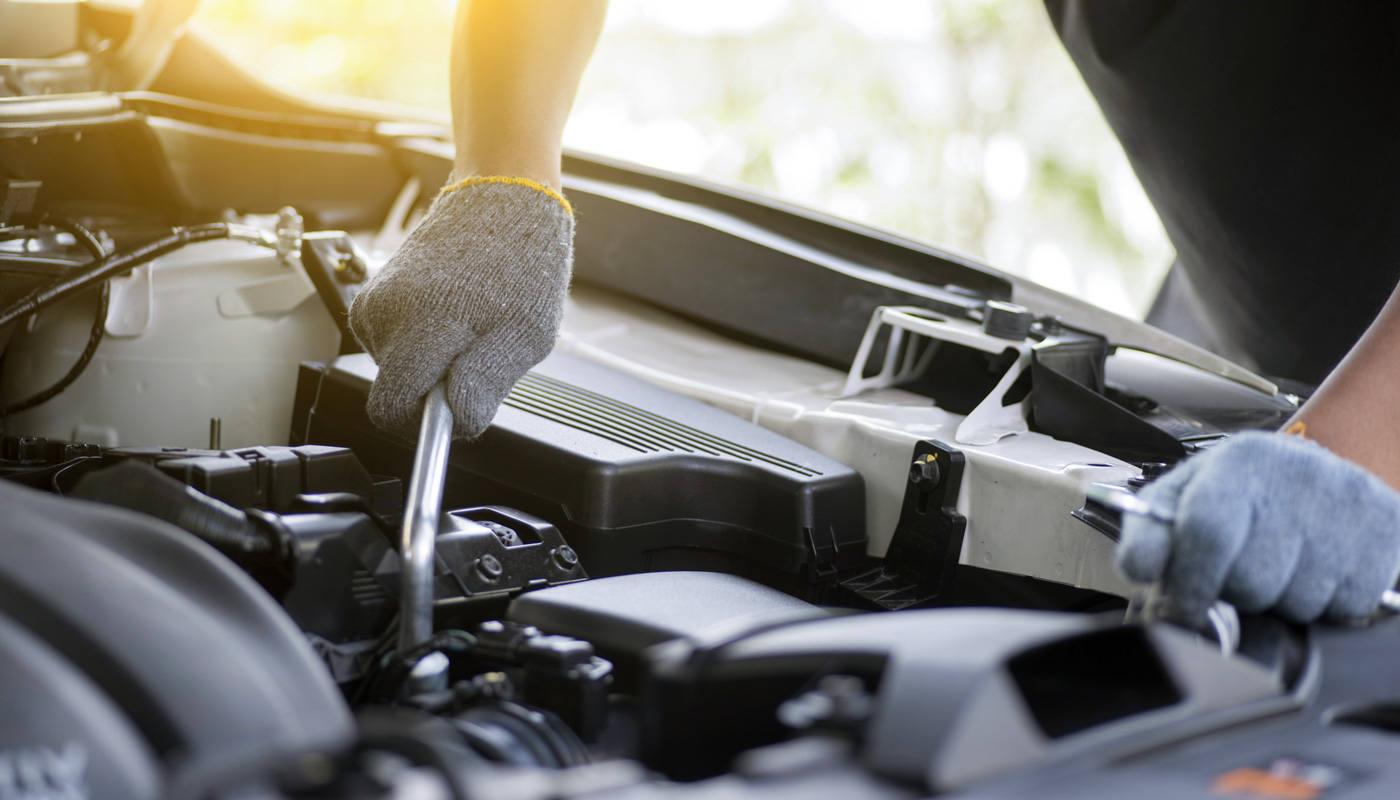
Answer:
top-left (1045, 0), bottom-right (1400, 384)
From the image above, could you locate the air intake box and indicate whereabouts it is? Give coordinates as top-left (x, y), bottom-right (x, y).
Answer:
top-left (292, 353), bottom-right (865, 600)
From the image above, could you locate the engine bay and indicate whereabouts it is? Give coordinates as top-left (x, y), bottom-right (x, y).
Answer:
top-left (10, 11), bottom-right (1400, 799)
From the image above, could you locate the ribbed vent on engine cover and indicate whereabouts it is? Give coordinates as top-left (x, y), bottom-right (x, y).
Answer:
top-left (294, 352), bottom-right (866, 601)
top-left (505, 373), bottom-right (821, 477)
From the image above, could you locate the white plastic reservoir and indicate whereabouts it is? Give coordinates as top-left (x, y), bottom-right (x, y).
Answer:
top-left (0, 239), bottom-right (342, 449)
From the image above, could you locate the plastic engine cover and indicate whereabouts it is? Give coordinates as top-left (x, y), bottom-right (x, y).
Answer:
top-left (0, 480), bottom-right (354, 795)
top-left (0, 612), bottom-right (159, 800)
top-left (294, 352), bottom-right (867, 600)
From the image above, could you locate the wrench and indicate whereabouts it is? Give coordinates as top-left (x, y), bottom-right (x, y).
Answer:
top-left (397, 383), bottom-right (454, 657)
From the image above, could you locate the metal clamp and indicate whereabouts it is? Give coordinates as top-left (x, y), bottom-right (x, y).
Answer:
top-left (397, 383), bottom-right (454, 658)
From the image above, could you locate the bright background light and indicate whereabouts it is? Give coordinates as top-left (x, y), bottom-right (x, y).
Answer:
top-left (195, 0), bottom-right (1173, 318)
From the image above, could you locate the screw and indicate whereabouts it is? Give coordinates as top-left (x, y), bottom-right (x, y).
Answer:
top-left (909, 454), bottom-right (940, 487)
top-left (552, 545), bottom-right (579, 571)
top-left (332, 252), bottom-right (367, 283)
top-left (475, 554), bottom-right (503, 581)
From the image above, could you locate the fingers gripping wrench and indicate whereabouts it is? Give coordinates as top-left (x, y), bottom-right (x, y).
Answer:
top-left (1086, 484), bottom-right (1400, 616)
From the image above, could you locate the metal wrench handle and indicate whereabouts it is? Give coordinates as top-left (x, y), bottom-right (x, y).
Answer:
top-left (1384, 590), bottom-right (1400, 614)
top-left (397, 383), bottom-right (454, 657)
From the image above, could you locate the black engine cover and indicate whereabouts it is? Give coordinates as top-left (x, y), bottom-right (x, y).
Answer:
top-left (293, 352), bottom-right (866, 600)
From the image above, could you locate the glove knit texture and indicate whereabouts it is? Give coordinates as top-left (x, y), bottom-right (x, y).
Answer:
top-left (1117, 431), bottom-right (1400, 626)
top-left (349, 177), bottom-right (574, 439)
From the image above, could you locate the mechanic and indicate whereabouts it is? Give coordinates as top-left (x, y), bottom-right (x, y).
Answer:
top-left (1046, 3), bottom-right (1400, 627)
top-left (108, 0), bottom-right (1400, 627)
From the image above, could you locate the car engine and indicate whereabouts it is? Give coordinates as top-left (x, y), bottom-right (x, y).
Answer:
top-left (14, 8), bottom-right (1400, 800)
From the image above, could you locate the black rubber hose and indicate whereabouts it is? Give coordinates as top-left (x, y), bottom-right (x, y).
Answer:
top-left (0, 223), bottom-right (239, 330)
top-left (453, 703), bottom-right (590, 768)
top-left (42, 215), bottom-right (107, 260)
top-left (0, 216), bottom-right (111, 417)
top-left (0, 282), bottom-right (108, 417)
top-left (69, 460), bottom-right (292, 591)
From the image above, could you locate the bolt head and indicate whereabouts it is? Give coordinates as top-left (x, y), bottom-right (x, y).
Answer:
top-left (552, 545), bottom-right (579, 570)
top-left (909, 455), bottom-right (940, 487)
top-left (333, 253), bottom-right (367, 283)
top-left (476, 554), bottom-right (503, 580)
top-left (1140, 462), bottom-right (1169, 480)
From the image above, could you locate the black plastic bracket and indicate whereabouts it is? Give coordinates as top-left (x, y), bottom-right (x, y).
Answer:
top-left (301, 231), bottom-right (369, 355)
top-left (839, 440), bottom-right (966, 610)
top-left (471, 619), bottom-right (613, 741)
top-left (426, 506), bottom-right (588, 604)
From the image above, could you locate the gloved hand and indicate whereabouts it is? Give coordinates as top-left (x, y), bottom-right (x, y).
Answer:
top-left (348, 176), bottom-right (574, 439)
top-left (1117, 431), bottom-right (1400, 626)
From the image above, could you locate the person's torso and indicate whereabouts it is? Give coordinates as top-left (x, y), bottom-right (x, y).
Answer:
top-left (1045, 0), bottom-right (1400, 384)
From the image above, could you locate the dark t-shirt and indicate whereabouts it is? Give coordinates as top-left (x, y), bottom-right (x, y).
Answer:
top-left (1044, 1), bottom-right (1400, 385)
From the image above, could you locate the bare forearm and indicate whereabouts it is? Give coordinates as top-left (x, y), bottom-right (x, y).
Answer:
top-left (450, 0), bottom-right (608, 190)
top-left (1286, 282), bottom-right (1400, 491)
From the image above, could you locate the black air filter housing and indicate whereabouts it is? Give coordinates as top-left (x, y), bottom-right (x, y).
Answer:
top-left (293, 353), bottom-right (865, 600)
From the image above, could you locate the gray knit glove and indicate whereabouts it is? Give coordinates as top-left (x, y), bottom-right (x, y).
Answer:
top-left (1117, 431), bottom-right (1400, 626)
top-left (348, 177), bottom-right (574, 439)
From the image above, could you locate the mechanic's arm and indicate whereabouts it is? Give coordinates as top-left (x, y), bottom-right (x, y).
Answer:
top-left (451, 0), bottom-right (608, 190)
top-left (349, 0), bottom-right (608, 439)
top-left (1116, 284), bottom-right (1400, 626)
top-left (103, 0), bottom-right (200, 91)
top-left (1284, 287), bottom-right (1400, 490)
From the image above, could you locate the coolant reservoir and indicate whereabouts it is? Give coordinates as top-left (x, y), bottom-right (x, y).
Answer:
top-left (0, 237), bottom-right (341, 448)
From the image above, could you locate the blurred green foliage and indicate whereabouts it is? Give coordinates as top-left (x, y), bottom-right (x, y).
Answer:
top-left (195, 0), bottom-right (1172, 317)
